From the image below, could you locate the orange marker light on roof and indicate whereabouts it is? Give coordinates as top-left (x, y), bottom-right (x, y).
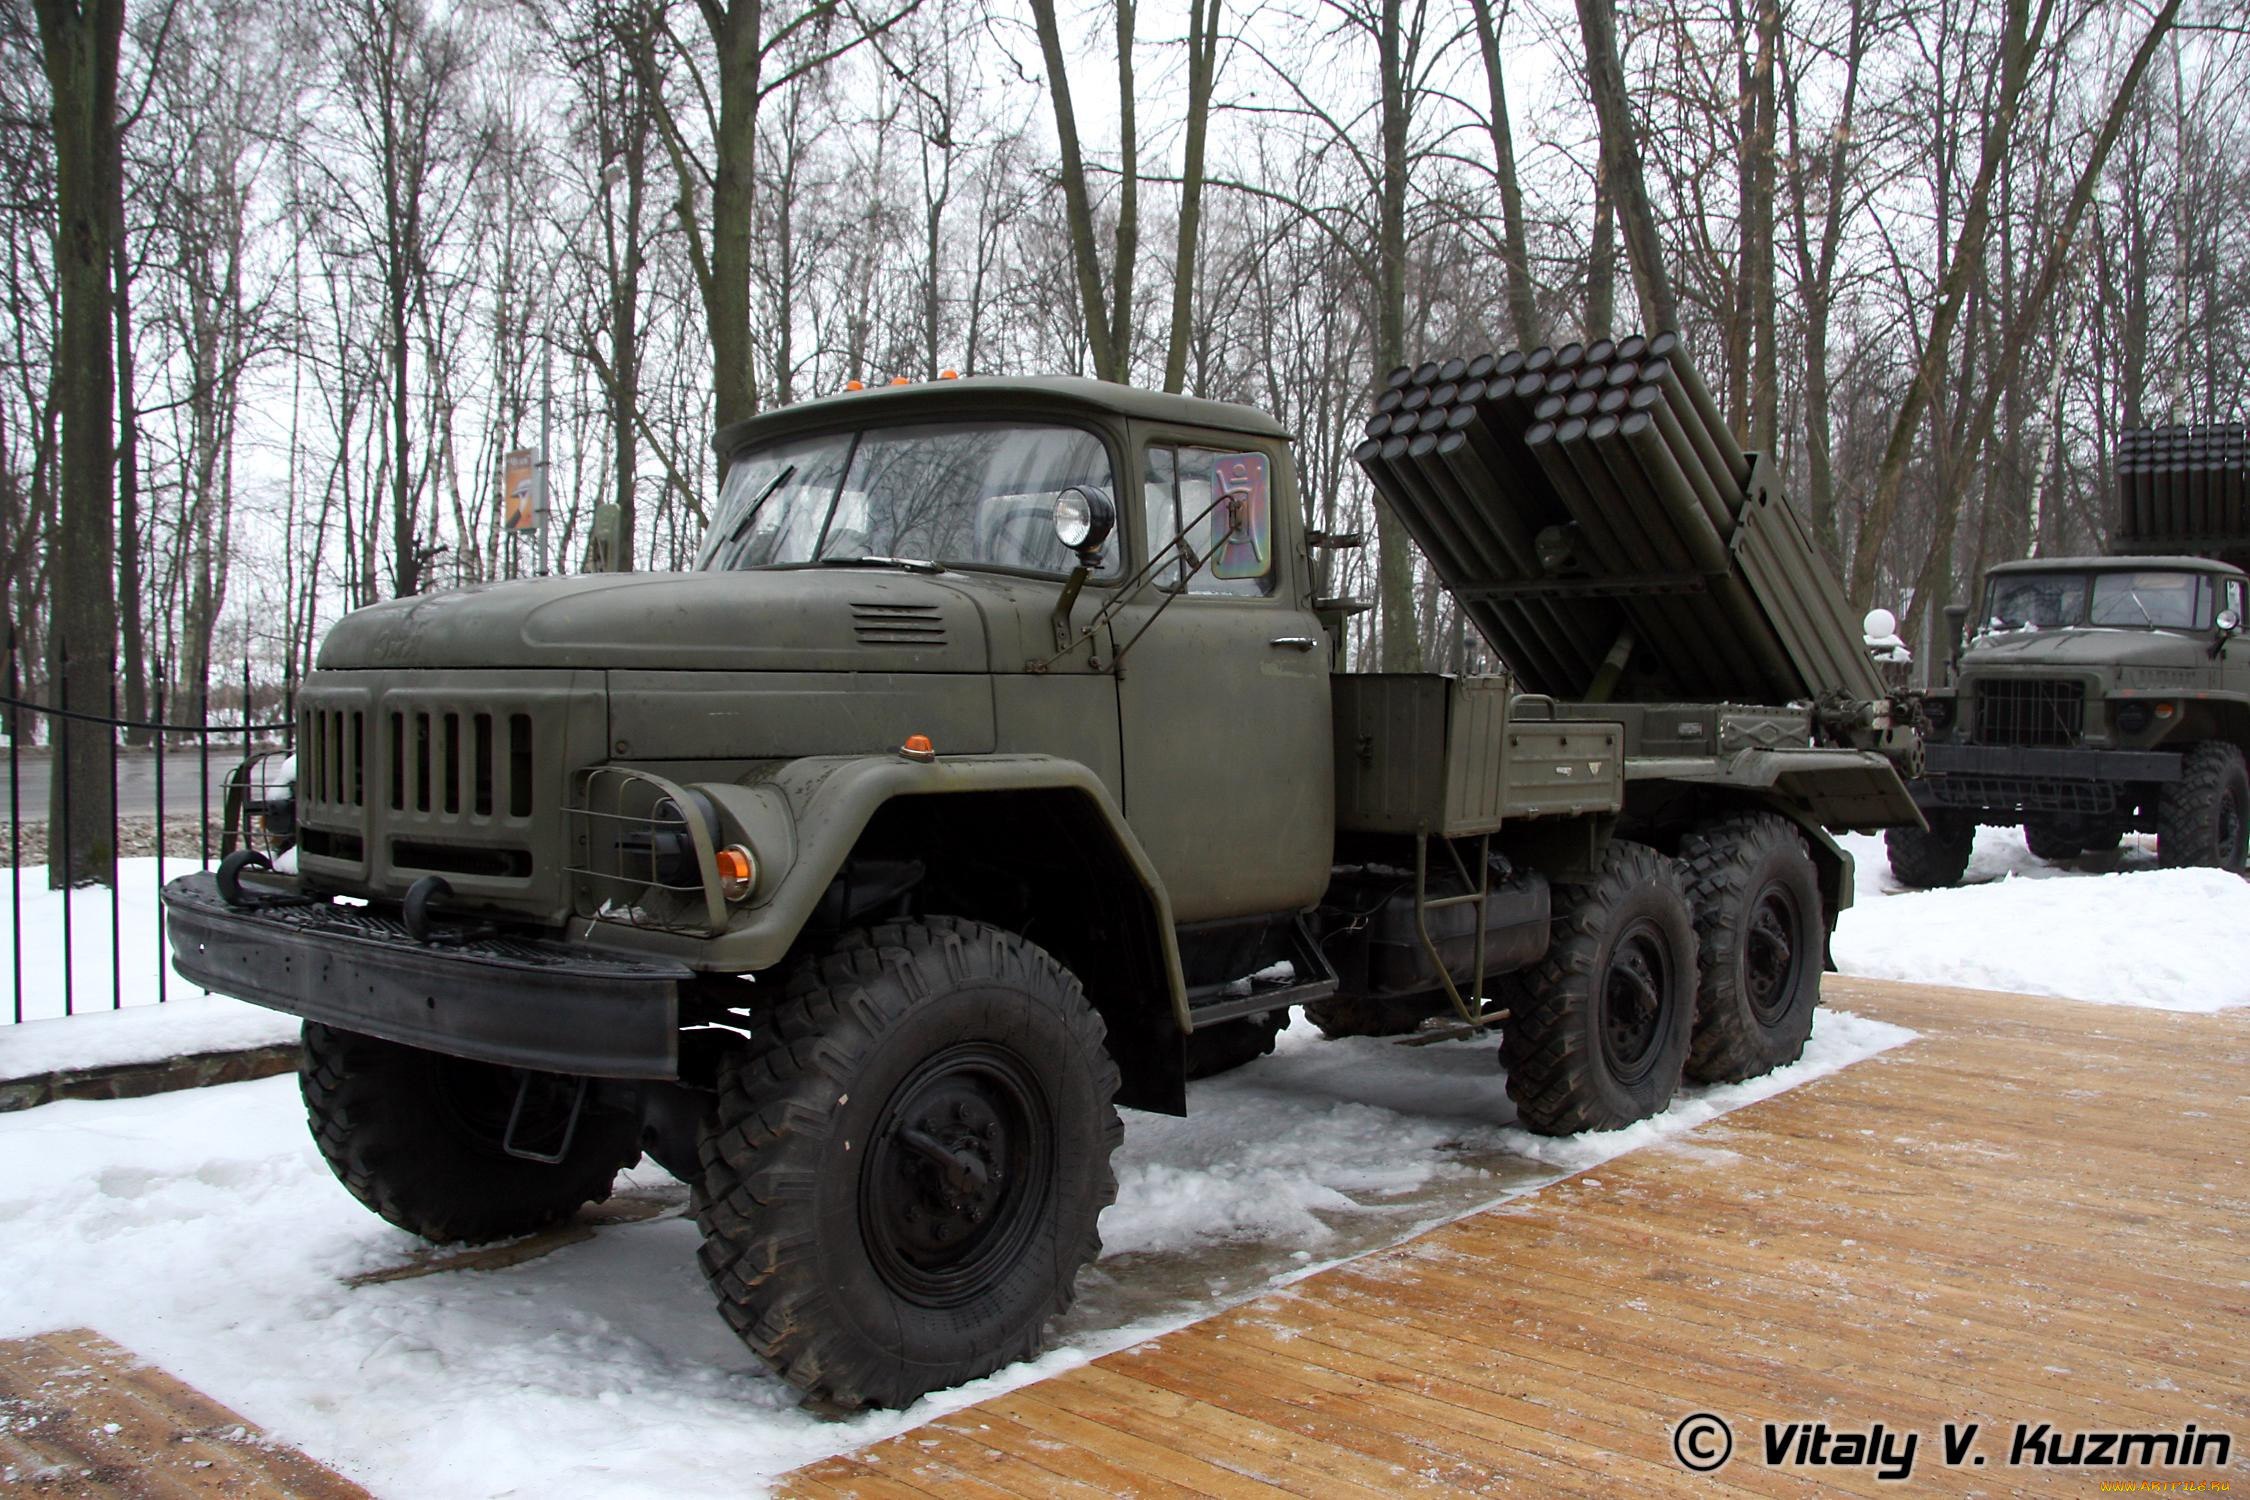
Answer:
top-left (843, 379), bottom-right (864, 392)
top-left (889, 376), bottom-right (912, 387)
top-left (900, 733), bottom-right (937, 763)
top-left (938, 369), bottom-right (959, 380)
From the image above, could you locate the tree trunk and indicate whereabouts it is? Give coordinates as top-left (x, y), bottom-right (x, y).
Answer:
top-left (1030, 0), bottom-right (1121, 380)
top-left (1744, 0), bottom-right (1779, 450)
top-left (707, 1), bottom-right (763, 428)
top-left (1587, 171), bottom-right (1615, 340)
top-left (1468, 0), bottom-right (1538, 348)
top-left (1573, 0), bottom-right (1677, 333)
top-left (1163, 0), bottom-right (1219, 391)
top-left (34, 0), bottom-right (123, 891)
top-left (111, 161), bottom-right (145, 745)
top-left (1374, 0), bottom-right (1419, 671)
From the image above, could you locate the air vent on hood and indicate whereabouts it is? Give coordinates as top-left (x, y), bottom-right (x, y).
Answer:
top-left (852, 601), bottom-right (949, 648)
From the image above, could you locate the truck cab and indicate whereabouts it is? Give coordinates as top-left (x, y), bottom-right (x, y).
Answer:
top-left (1893, 558), bottom-right (2250, 885)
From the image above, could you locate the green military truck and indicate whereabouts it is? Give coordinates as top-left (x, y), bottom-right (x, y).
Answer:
top-left (1886, 423), bottom-right (2250, 886)
top-left (165, 336), bottom-right (1920, 1409)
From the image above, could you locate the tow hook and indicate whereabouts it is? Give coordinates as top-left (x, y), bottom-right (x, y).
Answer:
top-left (401, 875), bottom-right (498, 947)
top-left (213, 848), bottom-right (316, 912)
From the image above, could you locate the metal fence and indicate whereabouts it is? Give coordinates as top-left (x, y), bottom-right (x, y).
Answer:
top-left (2, 650), bottom-right (292, 1024)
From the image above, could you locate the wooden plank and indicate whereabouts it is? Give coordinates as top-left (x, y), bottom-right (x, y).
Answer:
top-left (0, 1328), bottom-right (367, 1499)
top-left (783, 979), bottom-right (2250, 1497)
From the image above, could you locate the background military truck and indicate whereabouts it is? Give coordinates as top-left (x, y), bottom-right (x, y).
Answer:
top-left (164, 332), bottom-right (1921, 1411)
top-left (1886, 422), bottom-right (2250, 886)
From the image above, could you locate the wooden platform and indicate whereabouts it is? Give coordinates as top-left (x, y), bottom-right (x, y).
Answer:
top-left (0, 1327), bottom-right (368, 1497)
top-left (785, 978), bottom-right (2250, 1496)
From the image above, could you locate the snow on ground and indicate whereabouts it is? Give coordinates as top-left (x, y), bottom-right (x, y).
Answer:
top-left (0, 994), bottom-right (296, 1077)
top-left (1833, 827), bottom-right (2250, 1011)
top-left (0, 1008), bottom-right (1907, 1499)
top-left (0, 857), bottom-right (212, 1024)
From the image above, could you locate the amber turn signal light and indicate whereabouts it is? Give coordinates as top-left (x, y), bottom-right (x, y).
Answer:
top-left (900, 734), bottom-right (937, 763)
top-left (714, 844), bottom-right (756, 902)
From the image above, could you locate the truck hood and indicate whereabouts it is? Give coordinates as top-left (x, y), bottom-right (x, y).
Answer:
top-left (316, 570), bottom-right (990, 673)
top-left (1960, 626), bottom-right (2210, 673)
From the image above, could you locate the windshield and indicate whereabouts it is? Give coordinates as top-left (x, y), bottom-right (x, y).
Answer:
top-left (697, 421), bottom-right (1116, 576)
top-left (1984, 570), bottom-right (2212, 631)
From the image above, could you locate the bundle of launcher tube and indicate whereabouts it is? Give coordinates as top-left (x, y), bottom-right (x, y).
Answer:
top-left (1351, 332), bottom-right (1878, 709)
top-left (2114, 422), bottom-right (2250, 572)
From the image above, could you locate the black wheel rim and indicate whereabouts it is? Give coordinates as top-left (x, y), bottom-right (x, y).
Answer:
top-left (428, 1055), bottom-right (576, 1159)
top-left (1742, 880), bottom-right (1806, 1027)
top-left (1599, 918), bottom-right (1673, 1086)
top-left (862, 1040), bottom-right (1054, 1309)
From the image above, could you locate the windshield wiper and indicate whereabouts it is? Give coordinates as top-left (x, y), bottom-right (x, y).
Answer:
top-left (818, 555), bottom-right (947, 574)
top-left (712, 464), bottom-right (796, 569)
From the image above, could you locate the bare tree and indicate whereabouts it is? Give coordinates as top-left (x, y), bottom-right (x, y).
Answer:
top-left (32, 0), bottom-right (122, 889)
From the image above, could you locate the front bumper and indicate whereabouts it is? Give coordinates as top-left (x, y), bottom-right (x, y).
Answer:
top-left (1911, 742), bottom-right (2181, 814)
top-left (161, 872), bottom-right (689, 1078)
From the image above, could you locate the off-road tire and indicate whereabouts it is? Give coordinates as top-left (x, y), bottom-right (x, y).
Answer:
top-left (1884, 812), bottom-right (1975, 889)
top-left (1679, 814), bottom-right (1823, 1084)
top-left (1500, 841), bottom-right (1698, 1136)
top-left (1303, 991), bottom-right (1449, 1039)
top-left (2158, 742), bottom-right (2250, 872)
top-left (299, 1022), bottom-right (641, 1245)
top-left (2022, 819), bottom-right (2084, 862)
top-left (692, 917), bottom-right (1121, 1410)
top-left (2080, 825), bottom-right (2125, 854)
top-left (1185, 1009), bottom-right (1290, 1080)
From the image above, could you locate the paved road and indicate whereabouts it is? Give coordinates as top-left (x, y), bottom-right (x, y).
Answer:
top-left (0, 748), bottom-right (268, 822)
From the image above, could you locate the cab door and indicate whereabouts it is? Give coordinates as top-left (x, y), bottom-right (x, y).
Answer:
top-left (1110, 430), bottom-right (1334, 921)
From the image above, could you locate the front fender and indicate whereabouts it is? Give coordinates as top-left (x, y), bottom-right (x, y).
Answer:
top-left (586, 752), bottom-right (1189, 1020)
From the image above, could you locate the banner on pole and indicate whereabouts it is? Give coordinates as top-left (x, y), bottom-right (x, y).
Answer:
top-left (500, 448), bottom-right (542, 531)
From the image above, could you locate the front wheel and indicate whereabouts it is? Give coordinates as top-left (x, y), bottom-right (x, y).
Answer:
top-left (2022, 818), bottom-right (2085, 863)
top-left (693, 917), bottom-right (1121, 1410)
top-left (299, 1023), bottom-right (642, 1244)
top-left (2158, 743), bottom-right (2250, 873)
top-left (1500, 841), bottom-right (1698, 1136)
top-left (1884, 811), bottom-right (1975, 888)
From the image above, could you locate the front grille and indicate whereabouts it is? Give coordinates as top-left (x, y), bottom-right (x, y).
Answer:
top-left (300, 707), bottom-right (366, 809)
top-left (1973, 679), bottom-right (2084, 748)
top-left (294, 677), bottom-right (573, 903)
top-left (382, 707), bottom-right (535, 818)
top-left (851, 601), bottom-right (948, 647)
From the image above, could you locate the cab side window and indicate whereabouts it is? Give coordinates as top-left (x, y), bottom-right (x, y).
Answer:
top-left (1141, 444), bottom-right (1276, 598)
top-left (2227, 578), bottom-right (2246, 624)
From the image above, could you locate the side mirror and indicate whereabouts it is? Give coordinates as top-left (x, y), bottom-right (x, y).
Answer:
top-left (1052, 485), bottom-right (1116, 563)
top-left (1207, 453), bottom-right (1272, 581)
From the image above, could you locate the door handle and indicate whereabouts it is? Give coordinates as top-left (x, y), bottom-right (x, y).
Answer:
top-left (1269, 636), bottom-right (1318, 652)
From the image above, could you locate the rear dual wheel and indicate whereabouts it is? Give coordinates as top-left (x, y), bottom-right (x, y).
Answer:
top-left (1679, 815), bottom-right (1823, 1084)
top-left (1501, 841), bottom-right (1699, 1136)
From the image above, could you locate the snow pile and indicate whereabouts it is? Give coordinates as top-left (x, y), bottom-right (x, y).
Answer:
top-left (1833, 828), bottom-right (2250, 1011)
top-left (0, 1007), bottom-right (1907, 1498)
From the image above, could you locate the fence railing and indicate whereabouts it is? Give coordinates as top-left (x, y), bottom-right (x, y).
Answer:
top-left (2, 654), bottom-right (293, 1025)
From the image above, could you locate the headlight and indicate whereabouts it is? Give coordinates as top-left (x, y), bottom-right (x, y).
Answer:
top-left (2114, 702), bottom-right (2153, 734)
top-left (1052, 485), bottom-right (1116, 557)
top-left (1923, 696), bottom-right (1953, 731)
